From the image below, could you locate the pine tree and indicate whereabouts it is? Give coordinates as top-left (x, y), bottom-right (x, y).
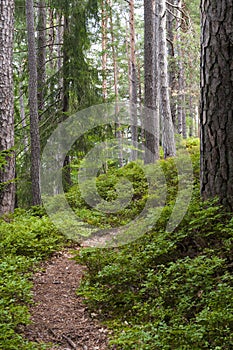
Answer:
top-left (0, 0), bottom-right (15, 215)
top-left (144, 0), bottom-right (159, 163)
top-left (200, 0), bottom-right (233, 209)
top-left (129, 0), bottom-right (138, 161)
top-left (157, 0), bottom-right (176, 158)
top-left (26, 0), bottom-right (42, 205)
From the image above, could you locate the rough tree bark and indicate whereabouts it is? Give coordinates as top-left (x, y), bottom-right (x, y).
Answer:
top-left (129, 0), bottom-right (138, 161)
top-left (0, 0), bottom-right (15, 215)
top-left (167, 0), bottom-right (177, 127)
top-left (157, 0), bottom-right (176, 158)
top-left (101, 0), bottom-right (108, 101)
top-left (62, 14), bottom-right (72, 191)
top-left (37, 0), bottom-right (47, 114)
top-left (109, 0), bottom-right (123, 167)
top-left (144, 0), bottom-right (159, 163)
top-left (26, 0), bottom-right (42, 205)
top-left (19, 64), bottom-right (29, 152)
top-left (176, 0), bottom-right (186, 138)
top-left (200, 0), bottom-right (233, 209)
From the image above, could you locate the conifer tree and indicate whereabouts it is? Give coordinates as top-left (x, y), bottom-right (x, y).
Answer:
top-left (0, 0), bottom-right (15, 215)
top-left (26, 0), bottom-right (42, 205)
top-left (200, 0), bottom-right (233, 209)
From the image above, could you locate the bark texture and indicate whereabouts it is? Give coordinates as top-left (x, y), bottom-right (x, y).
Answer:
top-left (26, 0), bottom-right (42, 205)
top-left (176, 0), bottom-right (186, 138)
top-left (144, 0), bottom-right (160, 163)
top-left (37, 0), bottom-right (47, 113)
top-left (0, 0), bottom-right (15, 215)
top-left (167, 0), bottom-right (177, 127)
top-left (200, 0), bottom-right (233, 209)
top-left (157, 0), bottom-right (176, 158)
top-left (129, 0), bottom-right (138, 161)
top-left (62, 14), bottom-right (72, 191)
top-left (101, 0), bottom-right (108, 101)
top-left (109, 1), bottom-right (123, 167)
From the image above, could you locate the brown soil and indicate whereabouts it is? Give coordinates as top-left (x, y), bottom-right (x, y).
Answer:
top-left (23, 248), bottom-right (112, 350)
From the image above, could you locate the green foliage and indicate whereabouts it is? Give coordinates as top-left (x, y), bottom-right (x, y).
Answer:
top-left (0, 210), bottom-right (67, 349)
top-left (66, 161), bottom-right (149, 228)
top-left (73, 143), bottom-right (233, 349)
top-left (0, 150), bottom-right (9, 170)
top-left (66, 139), bottom-right (199, 232)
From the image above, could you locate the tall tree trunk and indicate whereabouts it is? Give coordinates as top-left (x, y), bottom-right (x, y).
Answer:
top-left (0, 0), bottom-right (15, 215)
top-left (62, 14), bottom-right (72, 191)
top-left (48, 8), bottom-right (55, 71)
top-left (109, 0), bottom-right (123, 167)
top-left (157, 0), bottom-right (176, 158)
top-left (188, 94), bottom-right (194, 137)
top-left (101, 0), bottom-right (108, 101)
top-left (56, 13), bottom-right (64, 94)
top-left (176, 0), bottom-right (186, 138)
top-left (19, 64), bottom-right (29, 152)
top-left (144, 0), bottom-right (159, 163)
top-left (200, 0), bottom-right (233, 209)
top-left (26, 0), bottom-right (42, 205)
top-left (167, 0), bottom-right (177, 127)
top-left (37, 0), bottom-right (47, 114)
top-left (129, 0), bottom-right (138, 161)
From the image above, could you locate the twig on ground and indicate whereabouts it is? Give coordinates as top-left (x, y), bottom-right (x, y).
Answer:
top-left (62, 334), bottom-right (77, 349)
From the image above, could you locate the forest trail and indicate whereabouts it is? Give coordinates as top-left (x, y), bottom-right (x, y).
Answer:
top-left (23, 248), bottom-right (111, 350)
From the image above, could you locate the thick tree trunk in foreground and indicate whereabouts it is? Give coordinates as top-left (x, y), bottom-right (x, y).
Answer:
top-left (0, 0), bottom-right (15, 215)
top-left (144, 0), bottom-right (159, 163)
top-left (26, 0), bottom-right (42, 205)
top-left (200, 0), bottom-right (233, 209)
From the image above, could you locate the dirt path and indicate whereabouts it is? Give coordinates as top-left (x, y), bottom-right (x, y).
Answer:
top-left (23, 249), bottom-right (111, 350)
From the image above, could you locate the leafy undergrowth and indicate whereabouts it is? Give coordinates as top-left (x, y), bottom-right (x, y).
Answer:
top-left (0, 208), bottom-right (67, 349)
top-left (73, 139), bottom-right (233, 349)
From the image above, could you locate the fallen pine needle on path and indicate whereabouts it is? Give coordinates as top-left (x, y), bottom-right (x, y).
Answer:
top-left (23, 248), bottom-right (111, 350)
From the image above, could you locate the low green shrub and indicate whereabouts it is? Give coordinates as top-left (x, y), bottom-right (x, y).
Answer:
top-left (73, 140), bottom-right (233, 349)
top-left (75, 194), bottom-right (233, 349)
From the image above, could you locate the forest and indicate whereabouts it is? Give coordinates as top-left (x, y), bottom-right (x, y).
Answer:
top-left (0, 0), bottom-right (233, 349)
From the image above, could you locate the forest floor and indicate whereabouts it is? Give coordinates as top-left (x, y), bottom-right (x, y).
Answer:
top-left (23, 248), bottom-right (111, 350)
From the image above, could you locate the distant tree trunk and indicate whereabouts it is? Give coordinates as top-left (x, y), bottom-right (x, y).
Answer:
top-left (62, 14), bottom-right (72, 191)
top-left (200, 0), bottom-right (233, 209)
top-left (26, 0), bottom-right (42, 205)
top-left (0, 0), bottom-right (15, 215)
top-left (56, 13), bottom-right (64, 93)
top-left (101, 0), bottom-right (108, 101)
top-left (48, 8), bottom-right (55, 71)
top-left (109, 0), bottom-right (123, 167)
top-left (189, 94), bottom-right (194, 137)
top-left (19, 64), bottom-right (29, 151)
top-left (157, 0), bottom-right (176, 158)
top-left (181, 83), bottom-right (187, 139)
top-left (176, 0), bottom-right (186, 138)
top-left (167, 0), bottom-right (177, 127)
top-left (137, 57), bottom-right (143, 109)
top-left (37, 0), bottom-right (47, 114)
top-left (137, 56), bottom-right (145, 142)
top-left (144, 0), bottom-right (159, 163)
top-left (129, 0), bottom-right (138, 161)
